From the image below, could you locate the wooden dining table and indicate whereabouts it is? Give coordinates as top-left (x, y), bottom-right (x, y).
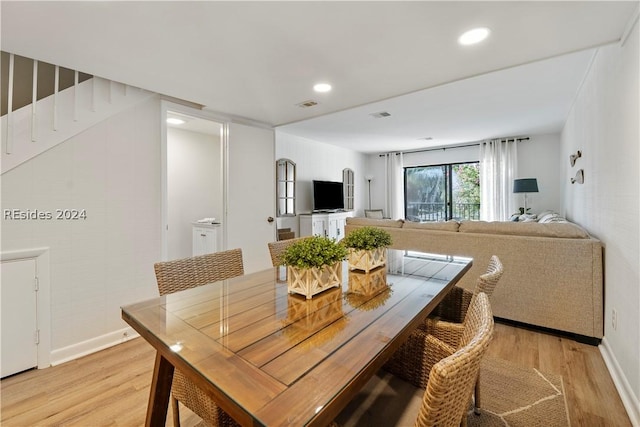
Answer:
top-left (121, 249), bottom-right (472, 427)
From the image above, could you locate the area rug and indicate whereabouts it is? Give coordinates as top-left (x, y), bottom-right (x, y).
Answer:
top-left (335, 356), bottom-right (570, 427)
top-left (467, 356), bottom-right (570, 427)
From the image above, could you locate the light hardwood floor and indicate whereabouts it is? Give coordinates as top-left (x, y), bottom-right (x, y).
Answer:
top-left (1, 322), bottom-right (632, 426)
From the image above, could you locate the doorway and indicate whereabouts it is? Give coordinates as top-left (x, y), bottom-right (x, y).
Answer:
top-left (160, 101), bottom-right (277, 272)
top-left (162, 103), bottom-right (224, 260)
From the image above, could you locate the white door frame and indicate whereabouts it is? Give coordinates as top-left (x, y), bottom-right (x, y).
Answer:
top-left (0, 247), bottom-right (51, 370)
top-left (160, 101), bottom-right (276, 269)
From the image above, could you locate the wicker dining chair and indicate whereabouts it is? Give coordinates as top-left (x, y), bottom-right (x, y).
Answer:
top-left (154, 248), bottom-right (244, 427)
top-left (414, 292), bottom-right (494, 427)
top-left (424, 255), bottom-right (502, 414)
top-left (384, 256), bottom-right (502, 417)
top-left (336, 293), bottom-right (494, 427)
top-left (267, 236), bottom-right (310, 267)
top-left (385, 255), bottom-right (504, 414)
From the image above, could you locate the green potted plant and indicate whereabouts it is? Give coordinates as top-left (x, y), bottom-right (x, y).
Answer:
top-left (282, 235), bottom-right (348, 299)
top-left (342, 226), bottom-right (392, 273)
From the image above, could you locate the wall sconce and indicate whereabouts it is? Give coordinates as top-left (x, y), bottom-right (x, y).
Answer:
top-left (569, 150), bottom-right (582, 167)
top-left (571, 169), bottom-right (584, 184)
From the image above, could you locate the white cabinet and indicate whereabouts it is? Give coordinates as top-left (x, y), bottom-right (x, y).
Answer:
top-left (299, 212), bottom-right (352, 241)
top-left (192, 223), bottom-right (219, 256)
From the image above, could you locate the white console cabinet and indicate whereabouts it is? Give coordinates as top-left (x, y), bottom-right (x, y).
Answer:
top-left (299, 212), bottom-right (353, 241)
top-left (192, 223), bottom-right (220, 256)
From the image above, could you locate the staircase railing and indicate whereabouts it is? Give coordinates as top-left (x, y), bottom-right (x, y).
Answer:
top-left (1, 51), bottom-right (155, 174)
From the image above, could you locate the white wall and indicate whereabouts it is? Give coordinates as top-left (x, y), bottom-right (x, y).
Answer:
top-left (516, 134), bottom-right (562, 214)
top-left (167, 127), bottom-right (222, 260)
top-left (1, 96), bottom-right (162, 362)
top-left (366, 134), bottom-right (562, 218)
top-left (561, 20), bottom-right (639, 423)
top-left (275, 131), bottom-right (368, 236)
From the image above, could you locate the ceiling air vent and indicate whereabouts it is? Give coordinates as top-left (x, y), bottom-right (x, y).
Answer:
top-left (297, 100), bottom-right (318, 108)
top-left (370, 111), bottom-right (391, 118)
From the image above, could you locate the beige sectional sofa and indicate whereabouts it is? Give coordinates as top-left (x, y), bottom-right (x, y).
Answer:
top-left (345, 217), bottom-right (604, 341)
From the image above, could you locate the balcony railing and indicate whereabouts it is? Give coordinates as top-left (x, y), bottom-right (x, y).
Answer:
top-left (406, 202), bottom-right (480, 222)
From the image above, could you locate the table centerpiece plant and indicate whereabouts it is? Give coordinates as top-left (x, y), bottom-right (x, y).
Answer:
top-left (281, 235), bottom-right (348, 299)
top-left (342, 226), bottom-right (392, 273)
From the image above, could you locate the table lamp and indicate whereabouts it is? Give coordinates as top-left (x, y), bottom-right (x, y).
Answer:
top-left (513, 178), bottom-right (539, 214)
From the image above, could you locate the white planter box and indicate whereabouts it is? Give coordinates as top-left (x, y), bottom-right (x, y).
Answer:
top-left (348, 247), bottom-right (387, 273)
top-left (287, 263), bottom-right (342, 299)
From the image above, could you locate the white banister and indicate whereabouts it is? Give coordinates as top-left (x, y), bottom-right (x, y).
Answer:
top-left (92, 77), bottom-right (97, 112)
top-left (6, 53), bottom-right (15, 154)
top-left (53, 65), bottom-right (59, 131)
top-left (2, 56), bottom-right (154, 175)
top-left (32, 60), bottom-right (38, 142)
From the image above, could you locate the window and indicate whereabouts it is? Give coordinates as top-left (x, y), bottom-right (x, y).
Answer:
top-left (276, 159), bottom-right (296, 216)
top-left (405, 162), bottom-right (480, 221)
top-left (342, 168), bottom-right (354, 211)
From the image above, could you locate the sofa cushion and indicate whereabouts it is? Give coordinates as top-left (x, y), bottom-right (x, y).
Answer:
top-left (347, 217), bottom-right (404, 228)
top-left (458, 220), bottom-right (590, 238)
top-left (403, 220), bottom-right (460, 232)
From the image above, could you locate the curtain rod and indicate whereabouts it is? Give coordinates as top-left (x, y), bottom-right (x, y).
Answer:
top-left (379, 137), bottom-right (530, 157)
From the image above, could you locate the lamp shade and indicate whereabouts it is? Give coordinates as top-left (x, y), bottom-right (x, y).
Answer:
top-left (513, 178), bottom-right (539, 193)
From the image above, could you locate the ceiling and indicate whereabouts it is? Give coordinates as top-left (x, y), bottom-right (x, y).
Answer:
top-left (2, 1), bottom-right (638, 153)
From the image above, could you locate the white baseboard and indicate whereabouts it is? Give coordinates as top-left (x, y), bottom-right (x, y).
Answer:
top-left (600, 337), bottom-right (640, 427)
top-left (50, 326), bottom-right (140, 367)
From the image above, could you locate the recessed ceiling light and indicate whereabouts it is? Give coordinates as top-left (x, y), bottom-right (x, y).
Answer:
top-left (458, 27), bottom-right (490, 46)
top-left (313, 83), bottom-right (332, 93)
top-left (167, 118), bottom-right (186, 125)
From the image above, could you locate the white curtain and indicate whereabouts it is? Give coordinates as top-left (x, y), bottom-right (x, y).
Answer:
top-left (479, 139), bottom-right (518, 221)
top-left (384, 152), bottom-right (404, 219)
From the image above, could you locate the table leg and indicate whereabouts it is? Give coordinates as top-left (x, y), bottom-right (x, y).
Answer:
top-left (146, 351), bottom-right (174, 427)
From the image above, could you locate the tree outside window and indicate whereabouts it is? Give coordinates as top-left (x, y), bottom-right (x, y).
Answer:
top-left (405, 162), bottom-right (479, 221)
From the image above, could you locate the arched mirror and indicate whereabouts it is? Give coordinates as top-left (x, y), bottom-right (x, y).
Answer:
top-left (276, 158), bottom-right (296, 216)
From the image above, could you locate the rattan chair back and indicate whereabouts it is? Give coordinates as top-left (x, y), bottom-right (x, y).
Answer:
top-left (430, 255), bottom-right (503, 324)
top-left (154, 248), bottom-right (244, 296)
top-left (415, 292), bottom-right (494, 427)
top-left (267, 236), bottom-right (310, 267)
top-left (473, 255), bottom-right (504, 298)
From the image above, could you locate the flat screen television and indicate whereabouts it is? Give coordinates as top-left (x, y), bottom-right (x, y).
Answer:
top-left (313, 180), bottom-right (344, 211)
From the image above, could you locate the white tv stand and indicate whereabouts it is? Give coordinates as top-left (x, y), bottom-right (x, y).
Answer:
top-left (299, 211), bottom-right (353, 241)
